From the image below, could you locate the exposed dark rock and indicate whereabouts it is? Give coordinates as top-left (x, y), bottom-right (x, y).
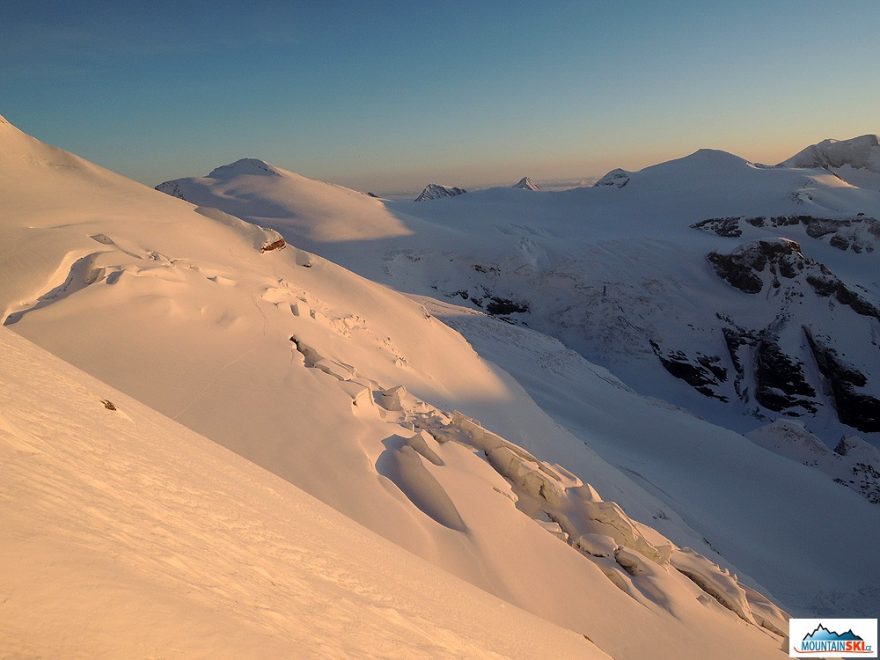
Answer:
top-left (707, 253), bottom-right (763, 294)
top-left (708, 239), bottom-right (806, 294)
top-left (691, 214), bottom-right (879, 252)
top-left (829, 235), bottom-right (850, 251)
top-left (486, 297), bottom-right (529, 316)
top-left (155, 181), bottom-right (188, 200)
top-left (754, 337), bottom-right (817, 413)
top-left (721, 325), bottom-right (759, 401)
top-left (806, 274), bottom-right (880, 321)
top-left (649, 341), bottom-right (728, 401)
top-left (690, 217), bottom-right (742, 237)
top-left (473, 264), bottom-right (501, 275)
top-left (260, 238), bottom-right (286, 253)
top-left (804, 328), bottom-right (880, 432)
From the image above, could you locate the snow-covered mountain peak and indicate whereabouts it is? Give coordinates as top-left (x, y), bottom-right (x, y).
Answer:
top-left (595, 149), bottom-right (753, 192)
top-left (781, 134), bottom-right (880, 172)
top-left (674, 148), bottom-right (752, 170)
top-left (207, 157), bottom-right (282, 178)
top-left (513, 176), bottom-right (540, 191)
top-left (415, 183), bottom-right (467, 201)
top-left (594, 168), bottom-right (631, 187)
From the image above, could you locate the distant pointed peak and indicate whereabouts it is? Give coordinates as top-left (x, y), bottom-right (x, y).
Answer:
top-left (208, 158), bottom-right (281, 178)
top-left (513, 177), bottom-right (540, 191)
top-left (414, 183), bottom-right (467, 202)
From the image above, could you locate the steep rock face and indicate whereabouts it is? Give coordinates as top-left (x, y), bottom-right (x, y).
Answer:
top-left (806, 273), bottom-right (880, 322)
top-left (707, 239), bottom-right (880, 321)
top-left (805, 328), bottom-right (880, 433)
top-left (414, 183), bottom-right (467, 201)
top-left (707, 239), bottom-right (808, 294)
top-left (698, 240), bottom-right (879, 424)
top-left (649, 341), bottom-right (728, 401)
top-left (754, 337), bottom-right (817, 414)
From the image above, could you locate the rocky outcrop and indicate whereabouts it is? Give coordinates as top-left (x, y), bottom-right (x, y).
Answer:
top-left (804, 328), bottom-right (880, 432)
top-left (806, 272), bottom-right (880, 322)
top-left (649, 341), bottom-right (728, 400)
top-left (260, 238), bottom-right (286, 253)
top-left (690, 217), bottom-right (742, 237)
top-left (720, 324), bottom-right (759, 402)
top-left (692, 214), bottom-right (879, 253)
top-left (155, 180), bottom-right (188, 200)
top-left (708, 239), bottom-right (807, 294)
top-left (754, 337), bottom-right (817, 414)
top-left (414, 183), bottom-right (466, 202)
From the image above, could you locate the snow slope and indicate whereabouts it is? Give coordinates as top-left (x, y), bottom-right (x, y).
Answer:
top-left (780, 134), bottom-right (880, 191)
top-left (0, 116), bottom-right (799, 657)
top-left (157, 141), bottom-right (880, 617)
top-left (0, 327), bottom-right (600, 658)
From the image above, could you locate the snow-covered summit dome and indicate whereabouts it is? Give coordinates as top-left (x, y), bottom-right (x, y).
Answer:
top-left (208, 158), bottom-right (281, 178)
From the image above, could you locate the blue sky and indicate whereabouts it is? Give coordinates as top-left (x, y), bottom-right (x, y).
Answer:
top-left (2, 0), bottom-right (878, 192)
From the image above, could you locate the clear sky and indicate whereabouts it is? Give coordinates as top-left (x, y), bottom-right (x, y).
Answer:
top-left (2, 0), bottom-right (878, 193)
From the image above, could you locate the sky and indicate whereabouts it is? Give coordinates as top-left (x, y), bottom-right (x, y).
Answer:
top-left (2, 0), bottom-right (879, 194)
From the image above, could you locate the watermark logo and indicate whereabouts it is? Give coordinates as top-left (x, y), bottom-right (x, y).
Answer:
top-left (790, 618), bottom-right (877, 657)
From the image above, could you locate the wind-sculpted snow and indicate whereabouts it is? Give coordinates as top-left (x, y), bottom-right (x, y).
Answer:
top-left (0, 328), bottom-right (602, 658)
top-left (289, 344), bottom-right (790, 637)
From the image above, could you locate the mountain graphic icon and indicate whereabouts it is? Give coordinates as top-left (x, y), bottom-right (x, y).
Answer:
top-left (803, 624), bottom-right (864, 642)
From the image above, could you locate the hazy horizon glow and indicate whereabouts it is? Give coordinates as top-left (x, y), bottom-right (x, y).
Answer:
top-left (2, 0), bottom-right (878, 193)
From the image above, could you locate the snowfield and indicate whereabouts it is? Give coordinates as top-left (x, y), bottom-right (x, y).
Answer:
top-left (2, 112), bottom-right (879, 656)
top-left (0, 328), bottom-right (600, 658)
